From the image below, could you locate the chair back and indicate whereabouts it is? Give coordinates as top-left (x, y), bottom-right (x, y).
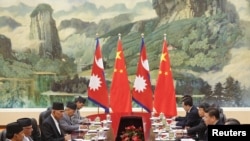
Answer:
top-left (0, 129), bottom-right (6, 141)
top-left (39, 107), bottom-right (51, 129)
top-left (116, 116), bottom-right (144, 141)
top-left (31, 118), bottom-right (41, 141)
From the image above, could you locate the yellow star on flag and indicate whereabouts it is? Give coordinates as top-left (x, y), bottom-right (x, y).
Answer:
top-left (159, 70), bottom-right (162, 74)
top-left (119, 69), bottom-right (123, 73)
top-left (164, 71), bottom-right (168, 75)
top-left (160, 53), bottom-right (167, 62)
top-left (116, 51), bottom-right (121, 59)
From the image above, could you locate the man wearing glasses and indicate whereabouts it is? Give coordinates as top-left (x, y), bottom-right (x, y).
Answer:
top-left (17, 118), bottom-right (33, 141)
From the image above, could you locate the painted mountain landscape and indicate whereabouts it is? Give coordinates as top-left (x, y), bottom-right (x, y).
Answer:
top-left (1, 0), bottom-right (250, 108)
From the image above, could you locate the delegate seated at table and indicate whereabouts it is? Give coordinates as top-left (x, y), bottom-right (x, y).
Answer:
top-left (186, 102), bottom-right (210, 140)
top-left (59, 102), bottom-right (88, 134)
top-left (71, 96), bottom-right (89, 124)
top-left (41, 102), bottom-right (71, 141)
top-left (173, 95), bottom-right (201, 129)
top-left (203, 107), bottom-right (224, 141)
top-left (17, 118), bottom-right (35, 141)
top-left (5, 122), bottom-right (24, 141)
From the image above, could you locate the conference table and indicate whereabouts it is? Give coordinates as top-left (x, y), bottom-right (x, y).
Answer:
top-left (84, 112), bottom-right (152, 141)
top-left (71, 112), bottom-right (195, 141)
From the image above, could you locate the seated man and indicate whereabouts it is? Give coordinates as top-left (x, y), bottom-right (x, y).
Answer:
top-left (71, 96), bottom-right (89, 124)
top-left (203, 107), bottom-right (224, 141)
top-left (186, 102), bottom-right (210, 140)
top-left (59, 102), bottom-right (88, 134)
top-left (174, 95), bottom-right (201, 128)
top-left (17, 118), bottom-right (33, 141)
top-left (5, 122), bottom-right (24, 141)
top-left (211, 103), bottom-right (226, 124)
top-left (40, 102), bottom-right (71, 141)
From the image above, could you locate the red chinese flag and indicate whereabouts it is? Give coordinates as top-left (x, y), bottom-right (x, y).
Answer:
top-left (132, 38), bottom-right (153, 113)
top-left (88, 38), bottom-right (109, 113)
top-left (154, 37), bottom-right (177, 117)
top-left (110, 37), bottom-right (132, 113)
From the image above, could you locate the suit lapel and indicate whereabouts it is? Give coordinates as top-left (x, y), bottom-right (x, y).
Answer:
top-left (50, 116), bottom-right (62, 135)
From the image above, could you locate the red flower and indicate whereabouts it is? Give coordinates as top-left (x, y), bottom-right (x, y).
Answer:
top-left (121, 125), bottom-right (144, 141)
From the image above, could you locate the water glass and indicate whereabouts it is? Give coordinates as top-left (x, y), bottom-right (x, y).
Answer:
top-left (106, 114), bottom-right (111, 121)
top-left (169, 130), bottom-right (175, 139)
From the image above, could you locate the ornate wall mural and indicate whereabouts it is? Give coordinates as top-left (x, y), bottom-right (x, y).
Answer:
top-left (0, 0), bottom-right (250, 108)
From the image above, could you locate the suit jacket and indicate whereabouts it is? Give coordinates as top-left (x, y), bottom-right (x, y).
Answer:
top-left (41, 115), bottom-right (65, 141)
top-left (59, 113), bottom-right (80, 134)
top-left (71, 110), bottom-right (86, 124)
top-left (176, 106), bottom-right (201, 128)
top-left (187, 119), bottom-right (206, 140)
top-left (204, 120), bottom-right (224, 141)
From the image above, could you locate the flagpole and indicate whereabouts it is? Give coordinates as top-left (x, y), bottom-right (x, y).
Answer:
top-left (141, 33), bottom-right (144, 113)
top-left (110, 32), bottom-right (132, 113)
top-left (96, 32), bottom-right (100, 115)
top-left (88, 32), bottom-right (109, 114)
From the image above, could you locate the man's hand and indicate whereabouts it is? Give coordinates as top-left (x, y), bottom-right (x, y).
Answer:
top-left (79, 125), bottom-right (88, 129)
top-left (64, 134), bottom-right (71, 141)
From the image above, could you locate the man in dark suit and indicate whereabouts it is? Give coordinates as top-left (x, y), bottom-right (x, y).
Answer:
top-left (174, 95), bottom-right (201, 129)
top-left (186, 102), bottom-right (210, 140)
top-left (40, 102), bottom-right (71, 141)
top-left (17, 118), bottom-right (34, 141)
top-left (203, 107), bottom-right (224, 141)
top-left (5, 122), bottom-right (24, 141)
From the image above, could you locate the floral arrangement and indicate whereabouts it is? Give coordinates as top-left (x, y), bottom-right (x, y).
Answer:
top-left (120, 125), bottom-right (144, 141)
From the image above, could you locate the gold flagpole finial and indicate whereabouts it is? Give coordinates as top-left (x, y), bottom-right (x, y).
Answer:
top-left (164, 33), bottom-right (167, 40)
top-left (118, 33), bottom-right (121, 40)
top-left (96, 33), bottom-right (99, 37)
top-left (141, 33), bottom-right (144, 38)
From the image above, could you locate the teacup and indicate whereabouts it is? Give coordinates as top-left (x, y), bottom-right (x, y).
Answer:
top-left (84, 133), bottom-right (91, 140)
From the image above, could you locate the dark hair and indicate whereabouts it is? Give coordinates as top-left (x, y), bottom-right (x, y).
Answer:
top-left (181, 95), bottom-right (193, 106)
top-left (225, 118), bottom-right (240, 125)
top-left (210, 103), bottom-right (226, 123)
top-left (74, 96), bottom-right (86, 103)
top-left (66, 101), bottom-right (77, 110)
top-left (6, 122), bottom-right (23, 139)
top-left (206, 107), bottom-right (220, 120)
top-left (17, 118), bottom-right (32, 127)
top-left (181, 95), bottom-right (192, 100)
top-left (198, 102), bottom-right (210, 112)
